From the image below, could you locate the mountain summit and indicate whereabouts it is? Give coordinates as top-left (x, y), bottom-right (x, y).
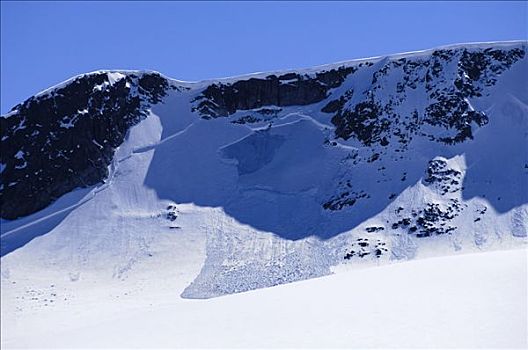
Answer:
top-left (1, 41), bottom-right (527, 298)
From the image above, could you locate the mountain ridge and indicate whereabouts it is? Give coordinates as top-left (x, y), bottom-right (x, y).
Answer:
top-left (4, 39), bottom-right (524, 101)
top-left (1, 40), bottom-right (527, 299)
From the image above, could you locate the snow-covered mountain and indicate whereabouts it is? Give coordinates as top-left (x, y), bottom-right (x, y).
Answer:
top-left (1, 41), bottom-right (527, 305)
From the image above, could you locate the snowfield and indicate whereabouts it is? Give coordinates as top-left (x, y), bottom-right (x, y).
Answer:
top-left (1, 249), bottom-right (526, 348)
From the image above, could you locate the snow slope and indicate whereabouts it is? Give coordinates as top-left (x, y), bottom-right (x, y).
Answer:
top-left (2, 249), bottom-right (526, 348)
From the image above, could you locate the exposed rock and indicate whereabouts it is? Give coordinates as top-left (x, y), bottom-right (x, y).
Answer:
top-left (0, 72), bottom-right (169, 219)
top-left (323, 191), bottom-right (368, 211)
top-left (365, 226), bottom-right (384, 233)
top-left (423, 158), bottom-right (462, 195)
top-left (329, 46), bottom-right (524, 146)
top-left (192, 67), bottom-right (356, 118)
top-left (344, 238), bottom-right (388, 260)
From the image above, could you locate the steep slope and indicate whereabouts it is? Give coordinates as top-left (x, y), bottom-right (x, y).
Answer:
top-left (1, 41), bottom-right (527, 303)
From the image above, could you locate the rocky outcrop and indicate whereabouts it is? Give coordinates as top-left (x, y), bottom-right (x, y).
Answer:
top-left (389, 200), bottom-right (463, 238)
top-left (328, 46), bottom-right (524, 146)
top-left (344, 237), bottom-right (388, 260)
top-left (0, 72), bottom-right (169, 219)
top-left (423, 158), bottom-right (462, 195)
top-left (192, 67), bottom-right (356, 118)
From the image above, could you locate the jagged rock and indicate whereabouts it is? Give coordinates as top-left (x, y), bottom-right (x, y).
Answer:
top-left (423, 158), bottom-right (462, 194)
top-left (0, 72), bottom-right (169, 219)
top-left (329, 46), bottom-right (524, 146)
top-left (192, 67), bottom-right (355, 118)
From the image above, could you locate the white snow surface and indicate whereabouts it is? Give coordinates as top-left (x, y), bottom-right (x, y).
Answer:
top-left (1, 249), bottom-right (526, 348)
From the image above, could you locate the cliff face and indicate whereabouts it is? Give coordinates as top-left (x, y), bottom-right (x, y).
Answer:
top-left (192, 67), bottom-right (355, 118)
top-left (1, 72), bottom-right (169, 219)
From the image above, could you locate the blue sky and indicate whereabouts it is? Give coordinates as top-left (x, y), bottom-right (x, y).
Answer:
top-left (1, 1), bottom-right (526, 113)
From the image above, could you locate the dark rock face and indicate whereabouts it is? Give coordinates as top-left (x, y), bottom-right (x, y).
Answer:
top-left (455, 47), bottom-right (525, 96)
top-left (1, 72), bottom-right (169, 219)
top-left (423, 158), bottom-right (462, 195)
top-left (365, 226), bottom-right (384, 233)
top-left (192, 67), bottom-right (356, 118)
top-left (323, 189), bottom-right (369, 211)
top-left (327, 46), bottom-right (525, 146)
top-left (332, 100), bottom-right (390, 146)
top-left (231, 107), bottom-right (282, 125)
top-left (343, 238), bottom-right (388, 260)
top-left (424, 96), bottom-right (488, 144)
top-left (388, 198), bottom-right (464, 239)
